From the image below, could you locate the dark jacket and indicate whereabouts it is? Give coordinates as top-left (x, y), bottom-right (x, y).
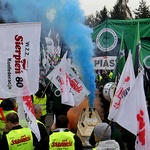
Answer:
top-left (37, 121), bottom-right (49, 150)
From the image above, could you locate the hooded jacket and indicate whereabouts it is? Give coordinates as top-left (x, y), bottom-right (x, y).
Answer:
top-left (95, 140), bottom-right (120, 150)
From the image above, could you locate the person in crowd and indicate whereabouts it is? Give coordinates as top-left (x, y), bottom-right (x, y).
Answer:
top-left (50, 84), bottom-right (72, 119)
top-left (0, 99), bottom-right (3, 105)
top-left (108, 71), bottom-right (113, 81)
top-left (34, 104), bottom-right (49, 150)
top-left (0, 112), bottom-right (39, 150)
top-left (39, 81), bottom-right (53, 114)
top-left (122, 128), bottom-right (136, 150)
top-left (95, 70), bottom-right (103, 88)
top-left (33, 89), bottom-right (47, 125)
top-left (49, 115), bottom-right (84, 150)
top-left (111, 123), bottom-right (125, 150)
top-left (0, 98), bottom-right (17, 139)
top-left (89, 122), bottom-right (120, 150)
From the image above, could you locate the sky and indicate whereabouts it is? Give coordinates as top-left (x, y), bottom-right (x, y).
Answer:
top-left (79, 0), bottom-right (150, 16)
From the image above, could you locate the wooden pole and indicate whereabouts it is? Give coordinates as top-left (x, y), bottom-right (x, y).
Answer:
top-left (95, 119), bottom-right (113, 147)
top-left (41, 80), bottom-right (51, 98)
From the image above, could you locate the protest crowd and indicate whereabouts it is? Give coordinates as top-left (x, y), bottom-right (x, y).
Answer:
top-left (0, 25), bottom-right (150, 150)
top-left (1, 63), bottom-right (149, 150)
top-left (0, 2), bottom-right (150, 150)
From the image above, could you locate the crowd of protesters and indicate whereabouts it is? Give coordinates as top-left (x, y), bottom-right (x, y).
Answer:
top-left (1, 69), bottom-right (149, 150)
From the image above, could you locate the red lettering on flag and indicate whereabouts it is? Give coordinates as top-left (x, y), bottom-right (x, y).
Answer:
top-left (23, 95), bottom-right (34, 115)
top-left (137, 109), bottom-right (145, 145)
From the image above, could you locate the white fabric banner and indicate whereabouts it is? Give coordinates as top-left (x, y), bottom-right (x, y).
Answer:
top-left (22, 95), bottom-right (41, 141)
top-left (108, 51), bottom-right (135, 121)
top-left (58, 52), bottom-right (74, 106)
top-left (134, 71), bottom-right (150, 150)
top-left (109, 70), bottom-right (150, 150)
top-left (47, 52), bottom-right (90, 106)
top-left (0, 22), bottom-right (41, 98)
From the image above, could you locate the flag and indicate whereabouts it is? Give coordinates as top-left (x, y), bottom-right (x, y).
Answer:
top-left (47, 52), bottom-right (90, 106)
top-left (135, 71), bottom-right (150, 150)
top-left (0, 22), bottom-right (43, 141)
top-left (57, 52), bottom-right (74, 106)
top-left (16, 78), bottom-right (41, 141)
top-left (133, 22), bottom-right (143, 77)
top-left (108, 50), bottom-right (135, 120)
top-left (110, 70), bottom-right (150, 150)
top-left (0, 22), bottom-right (41, 98)
top-left (17, 81), bottom-right (41, 142)
top-left (144, 65), bottom-right (150, 84)
top-left (22, 95), bottom-right (41, 141)
top-left (112, 32), bottom-right (126, 81)
top-left (118, 33), bottom-right (126, 75)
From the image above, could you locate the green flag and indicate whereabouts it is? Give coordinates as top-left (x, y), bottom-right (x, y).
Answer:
top-left (119, 33), bottom-right (126, 74)
top-left (132, 22), bottom-right (143, 77)
top-left (112, 33), bottom-right (126, 81)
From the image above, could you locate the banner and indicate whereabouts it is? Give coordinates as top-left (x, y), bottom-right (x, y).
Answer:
top-left (108, 51), bottom-right (135, 121)
top-left (92, 19), bottom-right (150, 69)
top-left (68, 57), bottom-right (116, 70)
top-left (47, 54), bottom-right (90, 106)
top-left (0, 22), bottom-right (41, 98)
top-left (17, 95), bottom-right (41, 141)
top-left (92, 56), bottom-right (116, 70)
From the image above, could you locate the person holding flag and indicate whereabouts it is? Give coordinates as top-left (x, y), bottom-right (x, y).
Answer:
top-left (33, 89), bottom-right (48, 125)
top-left (34, 104), bottom-right (49, 150)
top-left (46, 51), bottom-right (90, 119)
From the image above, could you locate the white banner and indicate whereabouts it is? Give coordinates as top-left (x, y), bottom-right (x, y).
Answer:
top-left (67, 56), bottom-right (116, 70)
top-left (47, 53), bottom-right (90, 106)
top-left (108, 51), bottom-right (135, 121)
top-left (0, 22), bottom-right (41, 98)
top-left (92, 56), bottom-right (116, 70)
top-left (22, 95), bottom-right (41, 141)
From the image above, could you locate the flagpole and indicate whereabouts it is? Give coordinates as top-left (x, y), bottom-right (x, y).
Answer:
top-left (95, 119), bottom-right (113, 146)
top-left (41, 80), bottom-right (51, 98)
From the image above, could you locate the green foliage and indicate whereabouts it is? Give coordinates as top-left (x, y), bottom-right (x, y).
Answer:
top-left (133, 0), bottom-right (150, 19)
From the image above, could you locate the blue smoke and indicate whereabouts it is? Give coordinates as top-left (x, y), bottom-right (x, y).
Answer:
top-left (1, 0), bottom-right (96, 107)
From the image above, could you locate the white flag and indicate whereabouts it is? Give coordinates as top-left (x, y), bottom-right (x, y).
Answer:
top-left (2, 22), bottom-right (43, 141)
top-left (108, 51), bottom-right (135, 121)
top-left (110, 70), bottom-right (150, 149)
top-left (22, 95), bottom-right (41, 141)
top-left (58, 52), bottom-right (74, 106)
top-left (134, 71), bottom-right (150, 150)
top-left (47, 52), bottom-right (90, 106)
top-left (0, 22), bottom-right (41, 98)
top-left (16, 81), bottom-right (41, 141)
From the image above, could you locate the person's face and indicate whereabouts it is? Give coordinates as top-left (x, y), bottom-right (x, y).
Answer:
top-left (35, 108), bottom-right (42, 120)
